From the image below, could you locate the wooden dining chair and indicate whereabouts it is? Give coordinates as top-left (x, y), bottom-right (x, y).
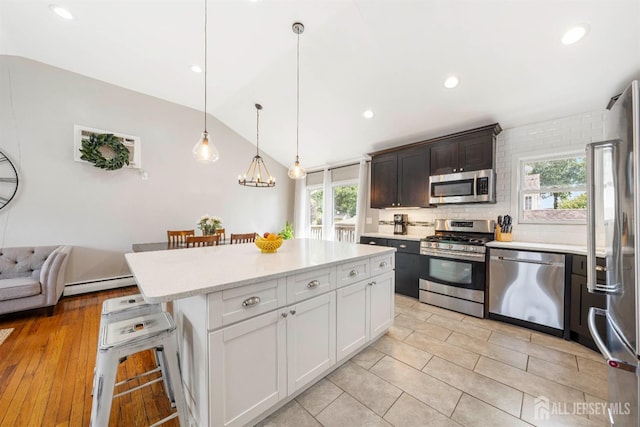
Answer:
top-left (186, 235), bottom-right (220, 248)
top-left (214, 228), bottom-right (226, 244)
top-left (230, 233), bottom-right (257, 244)
top-left (167, 230), bottom-right (195, 245)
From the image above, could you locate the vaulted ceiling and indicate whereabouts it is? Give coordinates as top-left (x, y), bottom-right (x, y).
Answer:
top-left (1, 0), bottom-right (638, 168)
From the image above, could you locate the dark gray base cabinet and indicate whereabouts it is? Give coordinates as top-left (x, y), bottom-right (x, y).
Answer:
top-left (360, 237), bottom-right (420, 298)
top-left (569, 255), bottom-right (607, 352)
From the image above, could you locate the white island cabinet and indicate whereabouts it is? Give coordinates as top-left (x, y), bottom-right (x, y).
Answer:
top-left (125, 238), bottom-right (395, 427)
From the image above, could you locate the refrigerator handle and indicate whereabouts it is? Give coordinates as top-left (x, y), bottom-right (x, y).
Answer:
top-left (586, 140), bottom-right (621, 294)
top-left (587, 307), bottom-right (637, 373)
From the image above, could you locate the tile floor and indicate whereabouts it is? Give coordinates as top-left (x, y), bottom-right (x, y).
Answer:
top-left (257, 295), bottom-right (608, 427)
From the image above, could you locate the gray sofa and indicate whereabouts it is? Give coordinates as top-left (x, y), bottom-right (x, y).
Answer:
top-left (0, 246), bottom-right (72, 317)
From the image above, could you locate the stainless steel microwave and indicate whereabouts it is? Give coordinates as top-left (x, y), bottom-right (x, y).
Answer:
top-left (429, 169), bottom-right (496, 204)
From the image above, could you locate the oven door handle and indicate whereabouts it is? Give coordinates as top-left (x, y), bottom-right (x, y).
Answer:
top-left (420, 249), bottom-right (485, 262)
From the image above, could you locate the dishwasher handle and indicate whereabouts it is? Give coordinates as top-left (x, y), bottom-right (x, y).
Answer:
top-left (492, 256), bottom-right (558, 266)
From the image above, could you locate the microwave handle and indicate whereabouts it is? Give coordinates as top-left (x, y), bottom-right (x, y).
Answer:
top-left (473, 173), bottom-right (477, 198)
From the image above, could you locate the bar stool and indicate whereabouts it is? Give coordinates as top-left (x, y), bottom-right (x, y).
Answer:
top-left (90, 311), bottom-right (188, 427)
top-left (93, 295), bottom-right (175, 405)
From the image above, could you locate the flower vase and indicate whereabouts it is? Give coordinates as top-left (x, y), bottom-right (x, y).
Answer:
top-left (203, 227), bottom-right (217, 236)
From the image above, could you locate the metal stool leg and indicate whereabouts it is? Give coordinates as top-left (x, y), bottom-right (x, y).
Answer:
top-left (154, 348), bottom-right (176, 406)
top-left (90, 348), bottom-right (119, 427)
top-left (161, 335), bottom-right (188, 427)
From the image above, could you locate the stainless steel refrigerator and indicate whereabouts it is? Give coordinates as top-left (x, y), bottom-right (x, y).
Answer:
top-left (587, 79), bottom-right (639, 426)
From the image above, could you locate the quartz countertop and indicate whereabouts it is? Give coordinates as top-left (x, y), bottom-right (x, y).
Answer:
top-left (360, 233), bottom-right (425, 242)
top-left (486, 241), bottom-right (606, 257)
top-left (125, 238), bottom-right (396, 303)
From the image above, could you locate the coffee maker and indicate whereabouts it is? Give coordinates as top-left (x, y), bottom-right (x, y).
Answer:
top-left (393, 214), bottom-right (408, 235)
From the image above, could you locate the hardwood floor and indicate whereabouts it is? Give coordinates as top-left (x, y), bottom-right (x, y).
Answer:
top-left (0, 286), bottom-right (179, 427)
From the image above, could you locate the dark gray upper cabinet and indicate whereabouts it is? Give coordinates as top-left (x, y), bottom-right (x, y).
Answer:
top-left (430, 125), bottom-right (500, 175)
top-left (371, 147), bottom-right (429, 208)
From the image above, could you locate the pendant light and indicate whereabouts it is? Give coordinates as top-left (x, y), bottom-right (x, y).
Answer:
top-left (238, 104), bottom-right (275, 187)
top-left (192, 0), bottom-right (219, 164)
top-left (288, 22), bottom-right (307, 180)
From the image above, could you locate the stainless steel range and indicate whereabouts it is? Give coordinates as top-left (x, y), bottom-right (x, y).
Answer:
top-left (419, 219), bottom-right (495, 318)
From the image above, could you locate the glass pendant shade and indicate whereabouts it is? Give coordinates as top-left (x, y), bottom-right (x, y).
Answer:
top-left (192, 131), bottom-right (219, 163)
top-left (289, 22), bottom-right (307, 181)
top-left (287, 157), bottom-right (307, 180)
top-left (193, 0), bottom-right (219, 164)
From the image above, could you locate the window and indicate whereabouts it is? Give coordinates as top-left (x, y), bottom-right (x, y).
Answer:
top-left (332, 181), bottom-right (358, 243)
top-left (519, 153), bottom-right (587, 223)
top-left (308, 187), bottom-right (323, 240)
top-left (304, 164), bottom-right (361, 243)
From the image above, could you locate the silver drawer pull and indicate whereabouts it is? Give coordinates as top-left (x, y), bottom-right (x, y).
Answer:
top-left (242, 296), bottom-right (261, 307)
top-left (290, 309), bottom-right (296, 315)
top-left (349, 269), bottom-right (359, 277)
top-left (595, 265), bottom-right (607, 272)
top-left (282, 312), bottom-right (288, 318)
top-left (369, 241), bottom-right (377, 245)
top-left (368, 281), bottom-right (376, 286)
top-left (379, 261), bottom-right (388, 267)
top-left (307, 280), bottom-right (320, 289)
top-left (399, 244), bottom-right (407, 248)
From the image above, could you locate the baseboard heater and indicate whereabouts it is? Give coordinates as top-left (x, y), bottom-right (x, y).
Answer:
top-left (63, 275), bottom-right (137, 296)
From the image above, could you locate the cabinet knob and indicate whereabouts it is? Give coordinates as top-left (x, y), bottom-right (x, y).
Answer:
top-left (242, 296), bottom-right (261, 307)
top-left (379, 261), bottom-right (387, 267)
top-left (453, 168), bottom-right (457, 172)
top-left (290, 309), bottom-right (296, 315)
top-left (281, 312), bottom-right (288, 318)
top-left (368, 281), bottom-right (376, 286)
top-left (460, 167), bottom-right (464, 171)
top-left (349, 269), bottom-right (359, 277)
top-left (391, 203), bottom-right (396, 206)
top-left (398, 202), bottom-right (401, 206)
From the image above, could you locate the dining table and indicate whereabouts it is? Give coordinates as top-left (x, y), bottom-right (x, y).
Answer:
top-left (132, 240), bottom-right (228, 253)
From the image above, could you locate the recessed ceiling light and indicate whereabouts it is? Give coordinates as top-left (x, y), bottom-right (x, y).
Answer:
top-left (444, 75), bottom-right (459, 89)
top-left (191, 65), bottom-right (202, 73)
top-left (362, 109), bottom-right (374, 119)
top-left (562, 24), bottom-right (590, 45)
top-left (49, 4), bottom-right (73, 20)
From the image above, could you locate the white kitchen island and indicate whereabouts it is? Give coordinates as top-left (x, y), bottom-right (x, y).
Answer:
top-left (125, 238), bottom-right (396, 427)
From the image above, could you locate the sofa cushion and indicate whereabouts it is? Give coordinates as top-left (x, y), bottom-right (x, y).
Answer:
top-left (0, 246), bottom-right (58, 279)
top-left (0, 277), bottom-right (42, 301)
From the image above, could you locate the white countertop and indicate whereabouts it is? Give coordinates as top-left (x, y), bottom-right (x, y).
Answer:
top-left (487, 241), bottom-right (606, 257)
top-left (125, 238), bottom-right (396, 303)
top-left (361, 233), bottom-right (424, 242)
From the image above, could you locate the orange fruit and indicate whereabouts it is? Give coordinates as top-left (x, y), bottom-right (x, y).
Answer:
top-left (267, 234), bottom-right (277, 241)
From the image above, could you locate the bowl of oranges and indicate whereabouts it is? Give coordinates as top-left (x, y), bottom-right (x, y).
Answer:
top-left (254, 232), bottom-right (283, 253)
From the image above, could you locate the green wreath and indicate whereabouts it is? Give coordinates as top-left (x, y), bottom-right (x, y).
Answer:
top-left (79, 133), bottom-right (130, 171)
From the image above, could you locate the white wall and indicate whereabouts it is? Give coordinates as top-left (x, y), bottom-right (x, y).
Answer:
top-left (370, 111), bottom-right (606, 246)
top-left (0, 55), bottom-right (294, 283)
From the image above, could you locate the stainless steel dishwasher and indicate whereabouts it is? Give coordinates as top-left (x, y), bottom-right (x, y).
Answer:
top-left (489, 248), bottom-right (565, 331)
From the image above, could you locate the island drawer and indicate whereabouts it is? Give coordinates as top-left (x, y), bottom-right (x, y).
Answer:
top-left (337, 259), bottom-right (370, 288)
top-left (208, 278), bottom-right (286, 330)
top-left (286, 267), bottom-right (336, 304)
top-left (370, 253), bottom-right (394, 276)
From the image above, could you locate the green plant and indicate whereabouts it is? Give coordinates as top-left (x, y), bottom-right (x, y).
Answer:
top-left (79, 133), bottom-right (130, 170)
top-left (279, 221), bottom-right (294, 240)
